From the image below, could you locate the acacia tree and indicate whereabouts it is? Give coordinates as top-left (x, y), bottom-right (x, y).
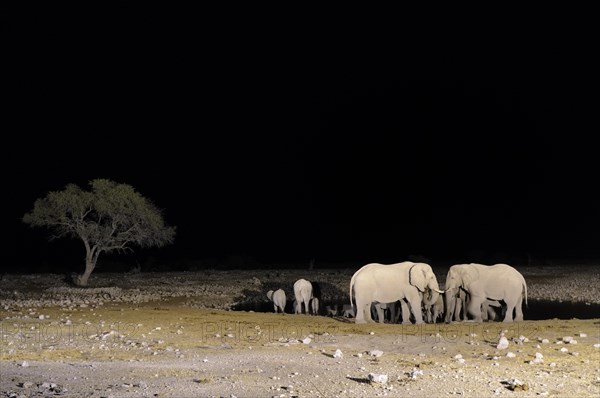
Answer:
top-left (23, 179), bottom-right (176, 286)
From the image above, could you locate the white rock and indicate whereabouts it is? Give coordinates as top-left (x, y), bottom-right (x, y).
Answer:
top-left (21, 361), bottom-right (29, 367)
top-left (577, 333), bottom-right (587, 337)
top-left (368, 373), bottom-right (388, 384)
top-left (594, 343), bottom-right (600, 348)
top-left (529, 352), bottom-right (544, 364)
top-left (497, 336), bottom-right (509, 350)
top-left (454, 354), bottom-right (463, 359)
top-left (560, 347), bottom-right (568, 353)
top-left (333, 349), bottom-right (343, 358)
top-left (562, 336), bottom-right (573, 343)
top-left (506, 352), bottom-right (516, 358)
top-left (409, 368), bottom-right (423, 379)
top-left (368, 349), bottom-right (383, 357)
top-left (302, 337), bottom-right (311, 344)
top-left (509, 378), bottom-right (523, 387)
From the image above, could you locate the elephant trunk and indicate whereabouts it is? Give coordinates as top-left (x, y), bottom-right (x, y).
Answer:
top-left (422, 279), bottom-right (442, 306)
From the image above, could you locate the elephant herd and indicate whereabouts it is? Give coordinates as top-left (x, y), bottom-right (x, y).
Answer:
top-left (266, 278), bottom-right (320, 315)
top-left (266, 261), bottom-right (528, 324)
top-left (351, 261), bottom-right (528, 324)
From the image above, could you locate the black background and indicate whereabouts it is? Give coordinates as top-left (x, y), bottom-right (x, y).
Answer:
top-left (5, 9), bottom-right (597, 272)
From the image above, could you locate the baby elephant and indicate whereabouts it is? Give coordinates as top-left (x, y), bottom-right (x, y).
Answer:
top-left (266, 289), bottom-right (286, 313)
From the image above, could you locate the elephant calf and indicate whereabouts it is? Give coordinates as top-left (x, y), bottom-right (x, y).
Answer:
top-left (423, 294), bottom-right (444, 323)
top-left (266, 289), bottom-right (286, 313)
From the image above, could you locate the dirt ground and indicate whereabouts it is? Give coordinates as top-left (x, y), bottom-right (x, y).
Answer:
top-left (1, 266), bottom-right (599, 397)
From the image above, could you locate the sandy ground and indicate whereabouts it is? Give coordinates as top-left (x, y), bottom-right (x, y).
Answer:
top-left (1, 265), bottom-right (599, 397)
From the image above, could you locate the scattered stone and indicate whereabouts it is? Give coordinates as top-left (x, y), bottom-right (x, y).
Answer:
top-left (497, 334), bottom-right (509, 350)
top-left (333, 349), bottom-right (343, 358)
top-left (368, 349), bottom-right (383, 357)
top-left (20, 361), bottom-right (29, 367)
top-left (562, 336), bottom-right (573, 343)
top-left (518, 335), bottom-right (529, 343)
top-left (368, 373), bottom-right (388, 384)
top-left (453, 354), bottom-right (465, 364)
top-left (409, 368), bottom-right (423, 379)
top-left (507, 378), bottom-right (529, 391)
top-left (578, 333), bottom-right (587, 338)
top-left (529, 353), bottom-right (544, 364)
top-left (506, 352), bottom-right (516, 358)
top-left (302, 337), bottom-right (311, 344)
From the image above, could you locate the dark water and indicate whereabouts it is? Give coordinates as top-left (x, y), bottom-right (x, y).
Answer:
top-left (524, 300), bottom-right (600, 320)
top-left (233, 299), bottom-right (600, 320)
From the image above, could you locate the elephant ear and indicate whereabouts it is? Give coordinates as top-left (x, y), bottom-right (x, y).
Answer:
top-left (458, 264), bottom-right (479, 288)
top-left (266, 290), bottom-right (274, 300)
top-left (409, 263), bottom-right (427, 292)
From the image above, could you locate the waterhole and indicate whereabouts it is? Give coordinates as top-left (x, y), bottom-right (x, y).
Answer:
top-left (232, 299), bottom-right (600, 321)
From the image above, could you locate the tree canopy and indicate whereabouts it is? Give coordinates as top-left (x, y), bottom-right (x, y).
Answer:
top-left (23, 179), bottom-right (176, 285)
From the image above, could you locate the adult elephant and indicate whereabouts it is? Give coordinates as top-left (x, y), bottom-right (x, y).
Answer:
top-left (444, 263), bottom-right (527, 323)
top-left (293, 278), bottom-right (313, 315)
top-left (350, 262), bottom-right (444, 324)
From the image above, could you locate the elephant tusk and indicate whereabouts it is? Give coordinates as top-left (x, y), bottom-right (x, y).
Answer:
top-left (433, 288), bottom-right (445, 294)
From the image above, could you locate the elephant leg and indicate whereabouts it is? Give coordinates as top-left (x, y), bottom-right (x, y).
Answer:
top-left (467, 297), bottom-right (484, 322)
top-left (376, 304), bottom-right (385, 324)
top-left (502, 304), bottom-right (515, 322)
top-left (400, 300), bottom-right (411, 324)
top-left (514, 295), bottom-right (524, 322)
top-left (445, 295), bottom-right (455, 323)
top-left (407, 297), bottom-right (424, 324)
top-left (486, 304), bottom-right (496, 321)
top-left (389, 302), bottom-right (398, 324)
top-left (482, 302), bottom-right (489, 321)
top-left (355, 299), bottom-right (370, 324)
top-left (503, 298), bottom-right (518, 322)
top-left (454, 298), bottom-right (461, 322)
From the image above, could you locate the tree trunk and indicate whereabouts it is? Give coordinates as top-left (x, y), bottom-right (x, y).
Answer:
top-left (74, 243), bottom-right (99, 287)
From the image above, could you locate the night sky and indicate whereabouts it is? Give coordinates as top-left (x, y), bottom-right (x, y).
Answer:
top-left (5, 13), bottom-right (597, 272)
